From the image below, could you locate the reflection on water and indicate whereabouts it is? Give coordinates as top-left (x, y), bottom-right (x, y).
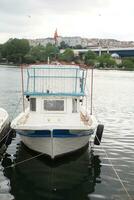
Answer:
top-left (1, 67), bottom-right (134, 199)
top-left (2, 143), bottom-right (101, 200)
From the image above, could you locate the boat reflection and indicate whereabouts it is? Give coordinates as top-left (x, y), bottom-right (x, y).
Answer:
top-left (2, 143), bottom-right (101, 200)
top-left (0, 130), bottom-right (15, 161)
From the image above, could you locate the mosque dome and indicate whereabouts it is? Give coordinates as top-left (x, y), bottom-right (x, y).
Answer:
top-left (111, 53), bottom-right (120, 58)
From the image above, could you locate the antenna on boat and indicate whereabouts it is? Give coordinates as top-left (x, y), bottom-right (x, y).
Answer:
top-left (20, 65), bottom-right (25, 112)
top-left (90, 66), bottom-right (94, 115)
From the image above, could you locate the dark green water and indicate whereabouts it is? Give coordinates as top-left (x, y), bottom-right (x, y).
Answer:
top-left (0, 66), bottom-right (134, 200)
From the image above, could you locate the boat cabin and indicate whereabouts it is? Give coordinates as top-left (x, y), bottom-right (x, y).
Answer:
top-left (24, 65), bottom-right (86, 117)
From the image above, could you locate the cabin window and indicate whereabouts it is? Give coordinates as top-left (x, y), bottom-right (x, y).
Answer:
top-left (30, 98), bottom-right (36, 111)
top-left (44, 100), bottom-right (64, 111)
top-left (72, 99), bottom-right (77, 113)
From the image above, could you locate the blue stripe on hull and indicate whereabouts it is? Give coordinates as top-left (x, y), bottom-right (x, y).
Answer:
top-left (17, 129), bottom-right (93, 138)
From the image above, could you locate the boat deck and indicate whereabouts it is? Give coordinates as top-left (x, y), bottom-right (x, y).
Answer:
top-left (13, 112), bottom-right (93, 130)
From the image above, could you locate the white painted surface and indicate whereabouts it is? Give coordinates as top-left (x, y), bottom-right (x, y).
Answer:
top-left (0, 108), bottom-right (9, 133)
top-left (11, 96), bottom-right (98, 131)
top-left (11, 95), bottom-right (97, 158)
top-left (11, 65), bottom-right (98, 157)
top-left (20, 135), bottom-right (91, 158)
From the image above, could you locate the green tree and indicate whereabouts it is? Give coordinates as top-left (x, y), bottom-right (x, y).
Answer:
top-left (73, 44), bottom-right (83, 49)
top-left (74, 55), bottom-right (82, 64)
top-left (27, 45), bottom-right (46, 62)
top-left (122, 59), bottom-right (134, 70)
top-left (0, 44), bottom-right (2, 61)
top-left (1, 38), bottom-right (30, 63)
top-left (0, 52), bottom-right (2, 62)
top-left (24, 54), bottom-right (36, 64)
top-left (45, 43), bottom-right (59, 61)
top-left (59, 41), bottom-right (69, 49)
top-left (84, 50), bottom-right (97, 66)
top-left (97, 53), bottom-right (116, 68)
top-left (59, 48), bottom-right (74, 62)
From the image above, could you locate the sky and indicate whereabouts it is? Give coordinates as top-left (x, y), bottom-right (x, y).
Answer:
top-left (0, 0), bottom-right (134, 43)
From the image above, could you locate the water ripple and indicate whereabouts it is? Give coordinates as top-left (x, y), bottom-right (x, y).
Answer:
top-left (0, 68), bottom-right (134, 199)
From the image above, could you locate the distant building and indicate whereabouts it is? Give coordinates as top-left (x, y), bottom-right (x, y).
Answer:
top-left (28, 35), bottom-right (134, 49)
top-left (29, 38), bottom-right (55, 47)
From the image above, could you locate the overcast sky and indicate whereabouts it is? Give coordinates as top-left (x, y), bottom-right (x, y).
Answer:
top-left (0, 0), bottom-right (134, 43)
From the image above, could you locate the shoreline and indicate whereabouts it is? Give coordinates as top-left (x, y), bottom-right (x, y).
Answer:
top-left (0, 63), bottom-right (134, 71)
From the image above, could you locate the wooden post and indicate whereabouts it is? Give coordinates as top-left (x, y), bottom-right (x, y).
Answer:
top-left (21, 65), bottom-right (25, 112)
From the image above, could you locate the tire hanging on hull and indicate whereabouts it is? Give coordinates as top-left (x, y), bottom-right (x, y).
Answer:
top-left (94, 124), bottom-right (104, 145)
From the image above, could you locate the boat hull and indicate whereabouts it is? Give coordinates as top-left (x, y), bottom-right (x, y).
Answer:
top-left (17, 130), bottom-right (93, 158)
top-left (0, 108), bottom-right (10, 144)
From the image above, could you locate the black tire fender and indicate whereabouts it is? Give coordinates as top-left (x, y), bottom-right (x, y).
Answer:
top-left (94, 124), bottom-right (104, 145)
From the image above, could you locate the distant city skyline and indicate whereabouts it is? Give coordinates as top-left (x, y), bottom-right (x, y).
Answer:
top-left (28, 36), bottom-right (134, 49)
top-left (0, 0), bottom-right (134, 43)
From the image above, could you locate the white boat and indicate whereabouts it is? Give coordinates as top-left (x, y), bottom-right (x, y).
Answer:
top-left (11, 64), bottom-right (100, 158)
top-left (0, 108), bottom-right (9, 141)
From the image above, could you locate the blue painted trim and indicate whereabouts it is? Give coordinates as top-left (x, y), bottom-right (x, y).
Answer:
top-left (24, 92), bottom-right (85, 96)
top-left (18, 130), bottom-right (51, 137)
top-left (17, 129), bottom-right (93, 138)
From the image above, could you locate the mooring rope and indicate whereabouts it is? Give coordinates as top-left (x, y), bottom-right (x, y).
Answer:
top-left (1, 68), bottom-right (132, 199)
top-left (95, 133), bottom-right (132, 200)
top-left (0, 129), bottom-right (12, 144)
top-left (0, 95), bottom-right (45, 169)
top-left (10, 95), bottom-right (23, 121)
top-left (84, 78), bottom-right (132, 199)
top-left (5, 152), bottom-right (45, 169)
top-left (93, 105), bottom-right (132, 200)
top-left (2, 111), bottom-right (133, 199)
top-left (0, 96), bottom-right (22, 145)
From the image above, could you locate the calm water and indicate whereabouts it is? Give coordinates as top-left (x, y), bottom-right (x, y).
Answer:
top-left (0, 65), bottom-right (134, 200)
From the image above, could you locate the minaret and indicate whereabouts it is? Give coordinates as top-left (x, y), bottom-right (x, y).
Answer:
top-left (54, 28), bottom-right (58, 46)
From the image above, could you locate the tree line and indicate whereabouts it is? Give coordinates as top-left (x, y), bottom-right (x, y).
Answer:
top-left (0, 38), bottom-right (75, 64)
top-left (0, 38), bottom-right (134, 70)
